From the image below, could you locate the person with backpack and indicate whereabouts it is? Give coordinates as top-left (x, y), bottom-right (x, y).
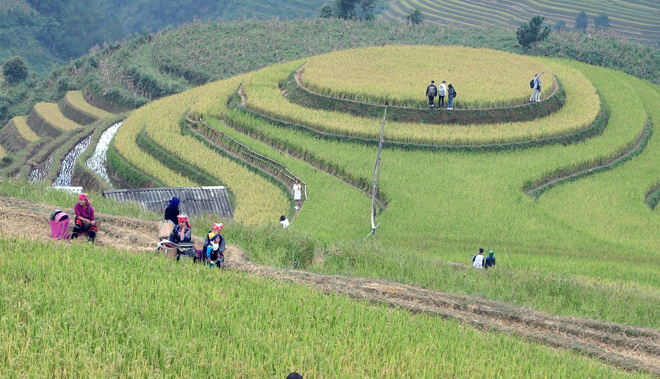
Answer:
top-left (529, 72), bottom-right (544, 103)
top-left (438, 80), bottom-right (447, 109)
top-left (426, 80), bottom-right (438, 109)
top-left (447, 84), bottom-right (457, 110)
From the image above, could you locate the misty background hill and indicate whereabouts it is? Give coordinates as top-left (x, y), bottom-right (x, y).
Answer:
top-left (2, 0), bottom-right (660, 77)
top-left (0, 0), bottom-right (326, 74)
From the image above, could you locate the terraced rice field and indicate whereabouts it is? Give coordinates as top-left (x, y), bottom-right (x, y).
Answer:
top-left (32, 102), bottom-right (82, 132)
top-left (64, 91), bottom-right (113, 120)
top-left (381, 0), bottom-right (660, 44)
top-left (11, 116), bottom-right (39, 142)
top-left (98, 44), bottom-right (660, 375)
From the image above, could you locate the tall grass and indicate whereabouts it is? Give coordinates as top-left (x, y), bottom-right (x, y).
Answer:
top-left (0, 179), bottom-right (151, 219)
top-left (0, 238), bottom-right (647, 378)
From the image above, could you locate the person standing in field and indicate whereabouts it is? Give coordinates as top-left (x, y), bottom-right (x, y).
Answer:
top-left (472, 248), bottom-right (485, 269)
top-left (484, 250), bottom-right (496, 269)
top-left (71, 193), bottom-right (97, 243)
top-left (438, 80), bottom-right (447, 109)
top-left (426, 80), bottom-right (438, 109)
top-left (292, 179), bottom-right (302, 210)
top-left (530, 72), bottom-right (544, 103)
top-left (447, 84), bottom-right (457, 110)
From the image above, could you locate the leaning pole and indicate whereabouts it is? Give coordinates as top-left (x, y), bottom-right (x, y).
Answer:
top-left (366, 106), bottom-right (387, 239)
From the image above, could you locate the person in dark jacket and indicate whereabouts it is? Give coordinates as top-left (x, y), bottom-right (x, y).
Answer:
top-left (169, 214), bottom-right (193, 261)
top-left (426, 80), bottom-right (438, 109)
top-left (169, 214), bottom-right (191, 244)
top-left (484, 250), bottom-right (496, 269)
top-left (163, 196), bottom-right (180, 226)
top-left (202, 222), bottom-right (226, 269)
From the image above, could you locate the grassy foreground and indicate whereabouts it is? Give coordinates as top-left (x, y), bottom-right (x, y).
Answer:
top-left (0, 238), bottom-right (648, 378)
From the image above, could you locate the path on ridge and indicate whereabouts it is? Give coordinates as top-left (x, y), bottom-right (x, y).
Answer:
top-left (1, 196), bottom-right (658, 376)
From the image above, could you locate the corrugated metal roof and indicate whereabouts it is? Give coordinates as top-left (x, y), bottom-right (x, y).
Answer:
top-left (103, 186), bottom-right (233, 219)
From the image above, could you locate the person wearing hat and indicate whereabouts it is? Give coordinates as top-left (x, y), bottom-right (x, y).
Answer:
top-left (163, 196), bottom-right (180, 226)
top-left (202, 222), bottom-right (226, 269)
top-left (169, 214), bottom-right (191, 244)
top-left (71, 193), bottom-right (97, 243)
top-left (484, 250), bottom-right (496, 269)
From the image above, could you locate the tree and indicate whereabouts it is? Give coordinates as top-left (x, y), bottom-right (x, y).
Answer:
top-left (335, 0), bottom-right (357, 19)
top-left (319, 3), bottom-right (333, 18)
top-left (554, 20), bottom-right (566, 32)
top-left (2, 56), bottom-right (28, 85)
top-left (357, 0), bottom-right (377, 20)
top-left (516, 15), bottom-right (551, 49)
top-left (575, 10), bottom-right (588, 32)
top-left (594, 13), bottom-right (610, 31)
top-left (406, 8), bottom-right (423, 25)
top-left (334, 0), bottom-right (377, 20)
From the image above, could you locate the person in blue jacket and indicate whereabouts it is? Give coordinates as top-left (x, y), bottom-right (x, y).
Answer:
top-left (163, 196), bottom-right (180, 226)
top-left (202, 222), bottom-right (226, 269)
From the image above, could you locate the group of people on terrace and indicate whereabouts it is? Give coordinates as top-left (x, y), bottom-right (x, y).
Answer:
top-left (164, 196), bottom-right (226, 268)
top-left (425, 80), bottom-right (456, 110)
top-left (425, 72), bottom-right (545, 111)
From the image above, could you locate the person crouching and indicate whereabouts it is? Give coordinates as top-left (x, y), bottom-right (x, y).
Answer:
top-left (71, 193), bottom-right (97, 243)
top-left (203, 222), bottom-right (226, 269)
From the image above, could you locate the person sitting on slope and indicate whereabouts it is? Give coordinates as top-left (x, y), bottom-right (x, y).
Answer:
top-left (203, 222), bottom-right (226, 269)
top-left (71, 193), bottom-right (97, 243)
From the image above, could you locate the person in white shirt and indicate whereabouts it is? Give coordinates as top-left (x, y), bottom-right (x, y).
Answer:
top-left (292, 179), bottom-right (302, 210)
top-left (530, 72), bottom-right (544, 103)
top-left (472, 248), bottom-right (485, 269)
top-left (438, 81), bottom-right (447, 109)
top-left (280, 215), bottom-right (290, 228)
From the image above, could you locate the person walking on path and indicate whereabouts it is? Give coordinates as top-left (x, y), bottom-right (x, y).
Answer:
top-left (472, 248), bottom-right (485, 269)
top-left (447, 84), bottom-right (457, 110)
top-left (426, 80), bottom-right (438, 109)
top-left (71, 193), bottom-right (97, 243)
top-left (292, 179), bottom-right (302, 210)
top-left (530, 72), bottom-right (544, 103)
top-left (484, 250), bottom-right (496, 269)
top-left (438, 81), bottom-right (447, 109)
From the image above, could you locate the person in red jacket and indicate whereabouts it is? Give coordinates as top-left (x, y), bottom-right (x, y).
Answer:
top-left (71, 193), bottom-right (97, 242)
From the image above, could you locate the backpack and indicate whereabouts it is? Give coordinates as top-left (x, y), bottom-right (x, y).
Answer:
top-left (427, 84), bottom-right (437, 96)
top-left (453, 90), bottom-right (457, 98)
top-left (530, 79), bottom-right (535, 88)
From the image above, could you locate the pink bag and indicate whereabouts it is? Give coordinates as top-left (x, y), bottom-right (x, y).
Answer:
top-left (49, 210), bottom-right (70, 240)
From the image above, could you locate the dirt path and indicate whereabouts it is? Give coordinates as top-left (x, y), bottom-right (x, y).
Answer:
top-left (2, 196), bottom-right (659, 376)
